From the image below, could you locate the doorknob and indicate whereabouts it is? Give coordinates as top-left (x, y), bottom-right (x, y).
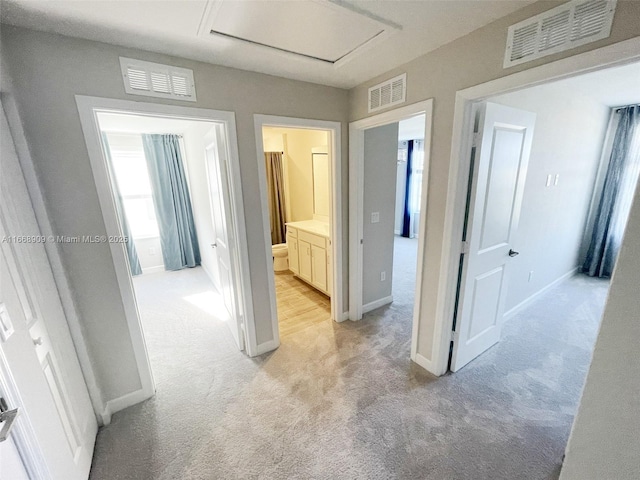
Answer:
top-left (211, 243), bottom-right (217, 248)
top-left (32, 336), bottom-right (43, 346)
top-left (508, 249), bottom-right (519, 257)
top-left (0, 397), bottom-right (20, 442)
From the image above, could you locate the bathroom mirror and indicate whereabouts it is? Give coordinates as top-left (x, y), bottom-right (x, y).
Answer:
top-left (312, 153), bottom-right (330, 217)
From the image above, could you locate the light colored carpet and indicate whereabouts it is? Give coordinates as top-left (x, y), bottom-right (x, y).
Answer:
top-left (89, 265), bottom-right (608, 480)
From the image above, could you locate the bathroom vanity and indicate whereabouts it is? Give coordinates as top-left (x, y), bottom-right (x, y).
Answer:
top-left (286, 220), bottom-right (331, 297)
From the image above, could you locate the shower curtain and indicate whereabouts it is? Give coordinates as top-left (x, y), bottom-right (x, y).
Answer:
top-left (142, 134), bottom-right (201, 271)
top-left (265, 152), bottom-right (287, 245)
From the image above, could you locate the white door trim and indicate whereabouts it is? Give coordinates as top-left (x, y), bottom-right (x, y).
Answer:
top-left (254, 115), bottom-right (344, 342)
top-left (75, 96), bottom-right (256, 421)
top-left (428, 36), bottom-right (640, 376)
top-left (348, 100), bottom-right (434, 367)
top-left (0, 96), bottom-right (106, 424)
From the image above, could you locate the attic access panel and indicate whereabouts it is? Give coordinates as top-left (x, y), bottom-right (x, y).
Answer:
top-left (199, 0), bottom-right (393, 64)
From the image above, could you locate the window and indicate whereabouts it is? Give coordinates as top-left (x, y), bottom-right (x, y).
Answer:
top-left (106, 133), bottom-right (160, 239)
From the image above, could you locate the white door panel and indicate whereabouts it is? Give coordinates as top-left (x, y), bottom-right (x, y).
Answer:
top-left (287, 234), bottom-right (299, 274)
top-left (311, 245), bottom-right (327, 291)
top-left (205, 127), bottom-right (244, 350)
top-left (451, 102), bottom-right (535, 372)
top-left (0, 434), bottom-right (30, 480)
top-left (1, 103), bottom-right (97, 478)
top-left (299, 240), bottom-right (312, 283)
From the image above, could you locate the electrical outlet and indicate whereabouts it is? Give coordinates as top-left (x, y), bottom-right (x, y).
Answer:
top-left (371, 212), bottom-right (380, 223)
top-left (380, 271), bottom-right (386, 281)
top-left (149, 247), bottom-right (157, 255)
top-left (528, 271), bottom-right (534, 282)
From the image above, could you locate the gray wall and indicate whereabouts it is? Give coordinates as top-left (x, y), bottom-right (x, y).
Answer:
top-left (0, 25), bottom-right (348, 404)
top-left (491, 85), bottom-right (610, 313)
top-left (559, 180), bottom-right (640, 480)
top-left (349, 0), bottom-right (640, 364)
top-left (363, 123), bottom-right (399, 305)
top-left (133, 237), bottom-right (163, 272)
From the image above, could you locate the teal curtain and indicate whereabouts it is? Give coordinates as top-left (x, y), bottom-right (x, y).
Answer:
top-left (142, 134), bottom-right (200, 271)
top-left (584, 105), bottom-right (640, 278)
top-left (101, 133), bottom-right (142, 276)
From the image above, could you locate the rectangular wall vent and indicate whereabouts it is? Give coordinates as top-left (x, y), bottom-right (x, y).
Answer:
top-left (504, 0), bottom-right (616, 68)
top-left (368, 73), bottom-right (406, 113)
top-left (119, 57), bottom-right (197, 102)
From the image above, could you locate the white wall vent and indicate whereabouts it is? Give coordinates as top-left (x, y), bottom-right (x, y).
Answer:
top-left (368, 73), bottom-right (406, 113)
top-left (504, 0), bottom-right (617, 68)
top-left (119, 57), bottom-right (197, 102)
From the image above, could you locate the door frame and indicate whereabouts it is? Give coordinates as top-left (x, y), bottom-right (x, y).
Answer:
top-left (1, 96), bottom-right (105, 423)
top-left (424, 36), bottom-right (640, 376)
top-left (76, 96), bottom-right (256, 420)
top-left (254, 115), bottom-right (344, 339)
top-left (348, 100), bottom-right (434, 364)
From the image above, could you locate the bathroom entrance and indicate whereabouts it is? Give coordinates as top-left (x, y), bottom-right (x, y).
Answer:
top-left (255, 116), bottom-right (343, 340)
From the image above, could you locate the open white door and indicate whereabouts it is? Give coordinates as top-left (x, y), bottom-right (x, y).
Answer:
top-left (204, 126), bottom-right (245, 351)
top-left (451, 102), bottom-right (536, 372)
top-left (0, 104), bottom-right (97, 478)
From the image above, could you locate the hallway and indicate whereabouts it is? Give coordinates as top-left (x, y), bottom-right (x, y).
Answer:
top-left (90, 271), bottom-right (608, 479)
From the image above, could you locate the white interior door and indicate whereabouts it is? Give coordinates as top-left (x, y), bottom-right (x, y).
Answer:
top-left (204, 126), bottom-right (245, 351)
top-left (0, 432), bottom-right (30, 480)
top-left (0, 104), bottom-right (97, 478)
top-left (451, 102), bottom-right (536, 372)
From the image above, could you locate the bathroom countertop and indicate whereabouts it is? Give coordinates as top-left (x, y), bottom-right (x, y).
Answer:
top-left (286, 220), bottom-right (330, 238)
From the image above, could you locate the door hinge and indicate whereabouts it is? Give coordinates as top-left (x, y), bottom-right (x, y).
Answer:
top-left (450, 330), bottom-right (456, 342)
top-left (461, 240), bottom-right (470, 255)
top-left (472, 132), bottom-right (480, 148)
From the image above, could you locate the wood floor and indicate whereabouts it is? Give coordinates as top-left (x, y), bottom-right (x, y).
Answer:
top-left (275, 271), bottom-right (331, 336)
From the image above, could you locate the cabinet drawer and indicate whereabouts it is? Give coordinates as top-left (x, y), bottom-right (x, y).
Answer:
top-left (286, 226), bottom-right (297, 238)
top-left (298, 230), bottom-right (325, 248)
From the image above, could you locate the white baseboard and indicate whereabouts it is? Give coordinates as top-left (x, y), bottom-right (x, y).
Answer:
top-left (363, 295), bottom-right (393, 314)
top-left (142, 265), bottom-right (164, 275)
top-left (503, 267), bottom-right (579, 321)
top-left (199, 262), bottom-right (221, 293)
top-left (100, 387), bottom-right (153, 425)
top-left (412, 352), bottom-right (436, 374)
top-left (252, 339), bottom-right (280, 357)
top-left (337, 311), bottom-right (350, 322)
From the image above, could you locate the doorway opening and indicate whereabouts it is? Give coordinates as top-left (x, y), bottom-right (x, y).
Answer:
top-left (391, 115), bottom-right (426, 317)
top-left (77, 97), bottom-right (256, 413)
top-left (254, 115), bottom-right (343, 346)
top-left (95, 111), bottom-right (247, 388)
top-left (348, 100), bottom-right (433, 367)
top-left (448, 61), bottom-right (640, 373)
top-left (260, 126), bottom-right (333, 336)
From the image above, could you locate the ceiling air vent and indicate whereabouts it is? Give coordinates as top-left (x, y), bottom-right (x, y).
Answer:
top-left (504, 0), bottom-right (617, 68)
top-left (368, 73), bottom-right (406, 113)
top-left (119, 57), bottom-right (197, 102)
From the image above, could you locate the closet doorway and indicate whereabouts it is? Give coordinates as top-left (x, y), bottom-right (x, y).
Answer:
top-left (254, 115), bottom-right (343, 342)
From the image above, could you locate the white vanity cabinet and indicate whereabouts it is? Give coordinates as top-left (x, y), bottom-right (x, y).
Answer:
top-left (286, 228), bottom-right (299, 274)
top-left (286, 221), bottom-right (331, 297)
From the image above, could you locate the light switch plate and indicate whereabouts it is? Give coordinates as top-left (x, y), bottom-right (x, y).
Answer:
top-left (371, 212), bottom-right (380, 223)
top-left (0, 303), bottom-right (14, 342)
